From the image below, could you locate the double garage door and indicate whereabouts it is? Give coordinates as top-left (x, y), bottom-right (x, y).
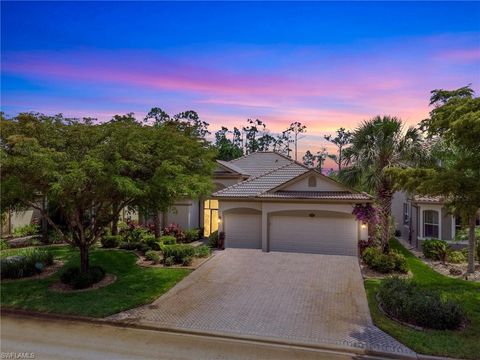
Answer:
top-left (224, 212), bottom-right (358, 256)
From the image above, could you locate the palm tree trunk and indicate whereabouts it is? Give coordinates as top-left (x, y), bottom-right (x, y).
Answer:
top-left (378, 185), bottom-right (393, 254)
top-left (467, 215), bottom-right (477, 274)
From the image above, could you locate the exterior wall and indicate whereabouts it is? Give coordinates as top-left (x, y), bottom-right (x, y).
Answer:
top-left (391, 191), bottom-right (409, 242)
top-left (218, 200), bottom-right (366, 253)
top-left (1, 208), bottom-right (43, 236)
top-left (281, 174), bottom-right (345, 192)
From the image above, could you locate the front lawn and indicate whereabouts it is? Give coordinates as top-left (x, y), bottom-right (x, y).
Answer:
top-left (1, 246), bottom-right (190, 317)
top-left (365, 239), bottom-right (480, 359)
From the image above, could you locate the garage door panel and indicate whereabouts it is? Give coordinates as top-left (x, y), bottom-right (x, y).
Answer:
top-left (225, 213), bottom-right (261, 249)
top-left (269, 215), bottom-right (357, 256)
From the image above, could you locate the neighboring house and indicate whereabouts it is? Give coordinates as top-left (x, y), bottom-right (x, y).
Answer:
top-left (210, 152), bottom-right (372, 256)
top-left (392, 192), bottom-right (480, 250)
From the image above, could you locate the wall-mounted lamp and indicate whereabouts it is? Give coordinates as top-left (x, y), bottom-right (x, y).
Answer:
top-left (361, 223), bottom-right (367, 229)
top-left (218, 217), bottom-right (222, 223)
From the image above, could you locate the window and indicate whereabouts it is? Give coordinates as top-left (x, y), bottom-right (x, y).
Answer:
top-left (203, 199), bottom-right (219, 237)
top-left (423, 210), bottom-right (439, 238)
top-left (308, 176), bottom-right (317, 187)
top-left (403, 203), bottom-right (410, 225)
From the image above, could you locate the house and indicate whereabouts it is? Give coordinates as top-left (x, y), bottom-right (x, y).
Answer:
top-left (210, 152), bottom-right (372, 256)
top-left (392, 192), bottom-right (480, 250)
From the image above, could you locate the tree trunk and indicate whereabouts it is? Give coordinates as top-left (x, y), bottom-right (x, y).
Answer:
top-left (79, 244), bottom-right (89, 273)
top-left (338, 147), bottom-right (342, 172)
top-left (467, 215), bottom-right (477, 274)
top-left (378, 186), bottom-right (393, 254)
top-left (153, 211), bottom-right (161, 238)
top-left (111, 202), bottom-right (119, 235)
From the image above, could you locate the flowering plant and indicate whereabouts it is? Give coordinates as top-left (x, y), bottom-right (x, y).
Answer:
top-left (163, 223), bottom-right (186, 242)
top-left (352, 203), bottom-right (378, 224)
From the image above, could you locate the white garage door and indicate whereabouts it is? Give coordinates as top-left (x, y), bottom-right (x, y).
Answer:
top-left (225, 213), bottom-right (262, 249)
top-left (269, 214), bottom-right (358, 256)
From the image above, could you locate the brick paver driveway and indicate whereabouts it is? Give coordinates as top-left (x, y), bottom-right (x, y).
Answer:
top-left (110, 249), bottom-right (413, 356)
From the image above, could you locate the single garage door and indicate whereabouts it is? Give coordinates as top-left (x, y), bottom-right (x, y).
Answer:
top-left (224, 213), bottom-right (262, 249)
top-left (269, 213), bottom-right (358, 256)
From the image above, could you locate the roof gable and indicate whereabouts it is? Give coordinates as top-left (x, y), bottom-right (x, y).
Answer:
top-left (215, 160), bottom-right (249, 176)
top-left (272, 170), bottom-right (347, 193)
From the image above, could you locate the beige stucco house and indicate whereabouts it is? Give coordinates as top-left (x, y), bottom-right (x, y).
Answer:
top-left (210, 152), bottom-right (372, 256)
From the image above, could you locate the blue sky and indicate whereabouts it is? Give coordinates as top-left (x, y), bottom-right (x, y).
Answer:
top-left (1, 1), bottom-right (479, 156)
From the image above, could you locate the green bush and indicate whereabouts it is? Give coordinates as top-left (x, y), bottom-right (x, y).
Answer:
top-left (12, 224), bottom-right (40, 237)
top-left (124, 226), bottom-right (150, 243)
top-left (448, 250), bottom-right (467, 264)
top-left (145, 250), bottom-right (161, 264)
top-left (378, 277), bottom-right (465, 330)
top-left (162, 244), bottom-right (195, 264)
top-left (195, 245), bottom-right (211, 258)
top-left (207, 230), bottom-right (219, 248)
top-left (101, 235), bottom-right (122, 248)
top-left (1, 248), bottom-right (54, 279)
top-left (142, 234), bottom-right (160, 250)
top-left (422, 239), bottom-right (449, 261)
top-left (184, 229), bottom-right (201, 243)
top-left (159, 235), bottom-right (176, 245)
top-left (182, 256), bottom-right (193, 266)
top-left (164, 256), bottom-right (175, 267)
top-left (454, 226), bottom-right (480, 242)
top-left (60, 266), bottom-right (106, 289)
top-left (119, 242), bottom-right (138, 251)
top-left (136, 243), bottom-right (151, 254)
top-left (362, 247), bottom-right (408, 273)
top-left (0, 239), bottom-right (10, 250)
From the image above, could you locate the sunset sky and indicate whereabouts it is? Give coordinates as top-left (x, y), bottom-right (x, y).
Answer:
top-left (1, 1), bottom-right (479, 167)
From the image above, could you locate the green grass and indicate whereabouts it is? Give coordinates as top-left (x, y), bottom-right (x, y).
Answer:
top-left (365, 239), bottom-right (480, 359)
top-left (1, 246), bottom-right (190, 317)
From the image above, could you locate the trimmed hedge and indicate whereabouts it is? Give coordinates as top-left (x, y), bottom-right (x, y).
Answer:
top-left (448, 250), bottom-right (467, 264)
top-left (378, 277), bottom-right (465, 330)
top-left (60, 266), bottom-right (106, 289)
top-left (101, 235), bottom-right (122, 248)
top-left (184, 229), bottom-right (201, 243)
top-left (207, 231), bottom-right (219, 248)
top-left (162, 244), bottom-right (195, 264)
top-left (362, 247), bottom-right (408, 273)
top-left (195, 245), bottom-right (211, 258)
top-left (1, 248), bottom-right (54, 279)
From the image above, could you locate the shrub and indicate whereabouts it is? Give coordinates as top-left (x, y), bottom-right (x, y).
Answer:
top-left (184, 229), bottom-right (201, 243)
top-left (159, 235), bottom-right (177, 245)
top-left (207, 231), bottom-right (219, 248)
top-left (145, 250), bottom-right (161, 264)
top-left (162, 244), bottom-right (195, 264)
top-left (119, 242), bottom-right (138, 251)
top-left (422, 239), bottom-right (449, 261)
top-left (195, 245), bottom-right (211, 258)
top-left (163, 223), bottom-right (186, 242)
top-left (101, 235), bottom-right (122, 248)
top-left (0, 248), bottom-right (54, 279)
top-left (378, 277), bottom-right (465, 330)
top-left (164, 256), bottom-right (175, 266)
top-left (182, 256), bottom-right (193, 266)
top-left (448, 250), bottom-right (467, 264)
top-left (362, 247), bottom-right (407, 273)
top-left (12, 224), bottom-right (40, 237)
top-left (136, 243), bottom-right (151, 254)
top-left (123, 226), bottom-right (150, 244)
top-left (60, 266), bottom-right (106, 289)
top-left (142, 234), bottom-right (160, 250)
top-left (0, 239), bottom-right (10, 250)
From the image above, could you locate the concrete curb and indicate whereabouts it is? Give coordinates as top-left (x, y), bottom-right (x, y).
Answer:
top-left (1, 308), bottom-right (416, 359)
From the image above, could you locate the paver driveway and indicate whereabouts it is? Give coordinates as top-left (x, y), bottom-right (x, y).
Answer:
top-left (110, 249), bottom-right (413, 356)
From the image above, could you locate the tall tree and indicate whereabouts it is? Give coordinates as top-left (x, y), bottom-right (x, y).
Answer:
top-left (214, 127), bottom-right (244, 161)
top-left (302, 150), bottom-right (315, 168)
top-left (315, 147), bottom-right (329, 173)
top-left (288, 122), bottom-right (307, 161)
top-left (324, 127), bottom-right (352, 171)
top-left (339, 116), bottom-right (423, 253)
top-left (243, 119), bottom-right (265, 154)
top-left (388, 86), bottom-right (480, 273)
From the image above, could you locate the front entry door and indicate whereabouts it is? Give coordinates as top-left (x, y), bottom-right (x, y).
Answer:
top-left (204, 199), bottom-right (219, 237)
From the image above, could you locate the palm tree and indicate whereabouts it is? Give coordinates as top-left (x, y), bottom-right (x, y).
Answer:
top-left (339, 116), bottom-right (423, 253)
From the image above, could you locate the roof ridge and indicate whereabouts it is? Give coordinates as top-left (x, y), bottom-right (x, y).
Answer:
top-left (229, 150), bottom-right (292, 164)
top-left (213, 162), bottom-right (302, 196)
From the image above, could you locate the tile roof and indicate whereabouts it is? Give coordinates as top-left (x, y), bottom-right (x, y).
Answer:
top-left (413, 195), bottom-right (444, 204)
top-left (229, 152), bottom-right (292, 177)
top-left (216, 160), bottom-right (250, 176)
top-left (259, 191), bottom-right (372, 201)
top-left (213, 162), bottom-right (308, 198)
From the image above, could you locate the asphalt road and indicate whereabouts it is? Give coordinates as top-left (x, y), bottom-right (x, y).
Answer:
top-left (0, 314), bottom-right (389, 360)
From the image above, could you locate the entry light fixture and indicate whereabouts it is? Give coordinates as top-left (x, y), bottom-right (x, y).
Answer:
top-left (361, 223), bottom-right (367, 229)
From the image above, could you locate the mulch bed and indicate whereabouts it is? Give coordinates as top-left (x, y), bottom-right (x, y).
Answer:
top-left (1, 260), bottom-right (65, 283)
top-left (360, 261), bottom-right (412, 280)
top-left (136, 253), bottom-right (214, 270)
top-left (49, 273), bottom-right (117, 293)
top-left (423, 260), bottom-right (480, 282)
